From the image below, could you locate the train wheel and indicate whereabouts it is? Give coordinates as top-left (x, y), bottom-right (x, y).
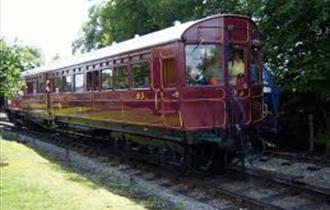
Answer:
top-left (240, 135), bottom-right (265, 161)
top-left (165, 145), bottom-right (192, 176)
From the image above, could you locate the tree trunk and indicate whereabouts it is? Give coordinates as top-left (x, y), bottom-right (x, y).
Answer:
top-left (322, 109), bottom-right (330, 156)
top-left (308, 114), bottom-right (314, 154)
top-left (319, 105), bottom-right (330, 156)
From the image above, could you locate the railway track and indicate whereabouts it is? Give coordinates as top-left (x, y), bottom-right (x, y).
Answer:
top-left (1, 115), bottom-right (329, 210)
top-left (262, 149), bottom-right (330, 167)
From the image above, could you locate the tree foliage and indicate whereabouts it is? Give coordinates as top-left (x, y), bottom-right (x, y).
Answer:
top-left (72, 0), bottom-right (259, 53)
top-left (0, 39), bottom-right (43, 98)
top-left (259, 0), bottom-right (330, 101)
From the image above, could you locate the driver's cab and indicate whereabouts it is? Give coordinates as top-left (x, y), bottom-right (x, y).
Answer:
top-left (179, 15), bottom-right (264, 129)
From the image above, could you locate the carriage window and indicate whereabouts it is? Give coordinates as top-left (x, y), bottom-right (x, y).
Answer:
top-left (132, 62), bottom-right (150, 89)
top-left (36, 75), bottom-right (45, 93)
top-left (51, 77), bottom-right (61, 93)
top-left (36, 79), bottom-right (40, 93)
top-left (74, 74), bottom-right (84, 92)
top-left (50, 78), bottom-right (54, 92)
top-left (250, 47), bottom-right (261, 84)
top-left (87, 71), bottom-right (100, 91)
top-left (54, 77), bottom-right (61, 93)
top-left (94, 71), bottom-right (100, 90)
top-left (87, 71), bottom-right (93, 91)
top-left (62, 75), bottom-right (72, 92)
top-left (101, 69), bottom-right (113, 90)
top-left (33, 80), bottom-right (37, 94)
top-left (26, 82), bottom-right (34, 94)
top-left (114, 66), bottom-right (129, 90)
top-left (228, 46), bottom-right (245, 85)
top-left (185, 44), bottom-right (223, 86)
top-left (162, 58), bottom-right (175, 87)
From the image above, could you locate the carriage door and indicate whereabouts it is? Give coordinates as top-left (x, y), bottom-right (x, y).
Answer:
top-left (152, 44), bottom-right (182, 128)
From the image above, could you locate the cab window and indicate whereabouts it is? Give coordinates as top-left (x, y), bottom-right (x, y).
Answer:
top-left (185, 44), bottom-right (223, 86)
top-left (228, 46), bottom-right (245, 85)
top-left (132, 62), bottom-right (150, 89)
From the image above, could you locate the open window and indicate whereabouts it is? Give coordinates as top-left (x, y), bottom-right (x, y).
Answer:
top-left (131, 62), bottom-right (150, 89)
top-left (162, 58), bottom-right (175, 87)
top-left (114, 66), bottom-right (129, 90)
top-left (94, 71), bottom-right (100, 90)
top-left (51, 77), bottom-right (61, 93)
top-left (54, 77), bottom-right (61, 93)
top-left (227, 46), bottom-right (245, 85)
top-left (26, 81), bottom-right (34, 95)
top-left (101, 69), bottom-right (113, 90)
top-left (61, 75), bottom-right (72, 92)
top-left (185, 44), bottom-right (223, 86)
top-left (87, 70), bottom-right (100, 91)
top-left (36, 75), bottom-right (45, 93)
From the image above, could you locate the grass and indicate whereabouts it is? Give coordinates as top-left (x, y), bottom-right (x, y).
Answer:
top-left (0, 139), bottom-right (147, 210)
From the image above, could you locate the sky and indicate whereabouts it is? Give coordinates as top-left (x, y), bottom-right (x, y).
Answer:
top-left (0, 0), bottom-right (101, 64)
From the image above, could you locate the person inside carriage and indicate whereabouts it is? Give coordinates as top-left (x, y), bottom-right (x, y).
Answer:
top-left (228, 49), bottom-right (245, 86)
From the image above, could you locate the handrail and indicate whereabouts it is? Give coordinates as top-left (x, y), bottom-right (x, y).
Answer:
top-left (154, 89), bottom-right (160, 110)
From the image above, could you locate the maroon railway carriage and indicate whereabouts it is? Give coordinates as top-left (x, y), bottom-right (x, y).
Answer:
top-left (6, 14), bottom-right (264, 170)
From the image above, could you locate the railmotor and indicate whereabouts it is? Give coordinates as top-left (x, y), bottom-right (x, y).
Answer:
top-left (6, 14), bottom-right (265, 172)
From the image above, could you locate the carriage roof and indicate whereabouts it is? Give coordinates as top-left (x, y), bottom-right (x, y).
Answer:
top-left (23, 14), bottom-right (251, 77)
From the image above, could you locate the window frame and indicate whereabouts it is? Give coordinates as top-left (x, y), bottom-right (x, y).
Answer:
top-left (50, 75), bottom-right (61, 93)
top-left (86, 70), bottom-right (100, 92)
top-left (73, 73), bottom-right (84, 93)
top-left (36, 74), bottom-right (45, 94)
top-left (26, 81), bottom-right (34, 95)
top-left (184, 43), bottom-right (224, 87)
top-left (161, 56), bottom-right (176, 88)
top-left (131, 61), bottom-right (151, 90)
top-left (61, 74), bottom-right (72, 93)
top-left (114, 65), bottom-right (130, 91)
top-left (226, 44), bottom-right (247, 86)
top-left (100, 68), bottom-right (114, 91)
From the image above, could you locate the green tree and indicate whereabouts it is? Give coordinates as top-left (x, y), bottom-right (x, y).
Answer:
top-left (259, 0), bottom-right (330, 100)
top-left (256, 0), bottom-right (330, 153)
top-left (0, 39), bottom-right (43, 99)
top-left (73, 0), bottom-right (204, 53)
